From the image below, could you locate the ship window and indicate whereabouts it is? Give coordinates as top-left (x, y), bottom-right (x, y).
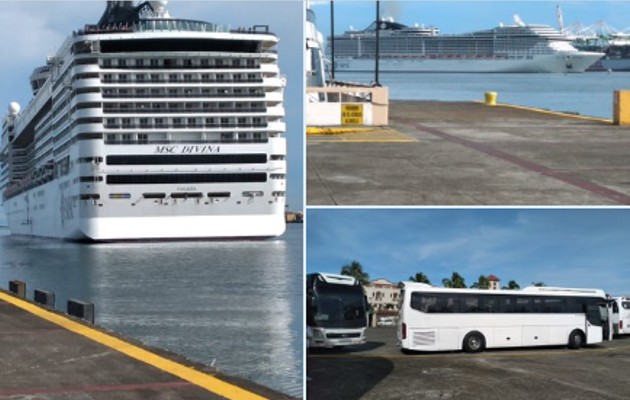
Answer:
top-left (200, 59), bottom-right (209, 67)
top-left (150, 59), bottom-right (159, 67)
top-left (171, 192), bottom-right (202, 199)
top-left (122, 133), bottom-right (133, 142)
top-left (221, 133), bottom-right (233, 140)
top-left (184, 74), bottom-right (193, 82)
top-left (151, 74), bottom-right (160, 82)
top-left (169, 73), bottom-right (177, 81)
top-left (139, 118), bottom-right (149, 127)
top-left (118, 59), bottom-right (126, 67)
top-left (119, 74), bottom-right (128, 82)
top-left (109, 193), bottom-right (131, 199)
top-left (270, 155), bottom-right (285, 161)
top-left (106, 173), bottom-right (267, 185)
top-left (208, 192), bottom-right (230, 198)
top-left (142, 192), bottom-right (166, 199)
top-left (80, 194), bottom-right (100, 200)
top-left (164, 59), bottom-right (175, 67)
top-left (106, 134), bottom-right (116, 142)
top-left (155, 118), bottom-right (164, 127)
top-left (103, 59), bottom-right (112, 67)
top-left (80, 176), bottom-right (104, 182)
top-left (184, 59), bottom-right (193, 67)
top-left (138, 134), bottom-right (148, 144)
top-left (243, 191), bottom-right (263, 198)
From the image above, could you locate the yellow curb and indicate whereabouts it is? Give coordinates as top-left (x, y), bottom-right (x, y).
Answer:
top-left (476, 101), bottom-right (613, 124)
top-left (0, 291), bottom-right (269, 400)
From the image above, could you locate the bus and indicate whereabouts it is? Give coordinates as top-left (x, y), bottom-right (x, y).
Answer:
top-left (398, 282), bottom-right (609, 353)
top-left (306, 273), bottom-right (369, 348)
top-left (611, 297), bottom-right (630, 335)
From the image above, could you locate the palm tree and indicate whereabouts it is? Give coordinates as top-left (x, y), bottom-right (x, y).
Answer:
top-left (340, 260), bottom-right (370, 286)
top-left (502, 280), bottom-right (521, 290)
top-left (470, 275), bottom-right (490, 289)
top-left (409, 272), bottom-right (431, 285)
top-left (442, 272), bottom-right (467, 288)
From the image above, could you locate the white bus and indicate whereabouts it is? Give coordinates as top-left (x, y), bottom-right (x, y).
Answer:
top-left (611, 297), bottom-right (630, 335)
top-left (306, 273), bottom-right (368, 348)
top-left (398, 282), bottom-right (609, 353)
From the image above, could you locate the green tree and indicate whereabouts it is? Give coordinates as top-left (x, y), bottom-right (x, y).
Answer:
top-left (442, 272), bottom-right (467, 288)
top-left (501, 280), bottom-right (521, 290)
top-left (470, 275), bottom-right (490, 289)
top-left (409, 272), bottom-right (431, 285)
top-left (340, 260), bottom-right (370, 286)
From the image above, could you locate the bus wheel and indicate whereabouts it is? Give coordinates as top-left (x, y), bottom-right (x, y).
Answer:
top-left (568, 330), bottom-right (584, 349)
top-left (463, 331), bottom-right (485, 353)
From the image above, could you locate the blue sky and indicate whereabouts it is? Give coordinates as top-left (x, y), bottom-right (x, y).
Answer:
top-left (311, 1), bottom-right (630, 37)
top-left (306, 208), bottom-right (630, 296)
top-left (0, 1), bottom-right (304, 224)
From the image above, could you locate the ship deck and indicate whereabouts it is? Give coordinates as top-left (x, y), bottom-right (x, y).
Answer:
top-left (307, 100), bottom-right (630, 205)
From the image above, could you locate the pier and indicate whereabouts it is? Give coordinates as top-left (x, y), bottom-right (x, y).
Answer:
top-left (308, 100), bottom-right (630, 205)
top-left (0, 289), bottom-right (292, 400)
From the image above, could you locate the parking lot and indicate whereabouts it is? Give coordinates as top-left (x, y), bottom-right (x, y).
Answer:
top-left (307, 327), bottom-right (630, 400)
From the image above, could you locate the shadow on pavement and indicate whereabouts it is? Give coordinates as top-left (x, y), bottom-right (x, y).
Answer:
top-left (307, 355), bottom-right (394, 400)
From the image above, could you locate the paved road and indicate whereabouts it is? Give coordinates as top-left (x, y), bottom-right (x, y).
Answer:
top-left (308, 101), bottom-right (630, 205)
top-left (307, 327), bottom-right (630, 400)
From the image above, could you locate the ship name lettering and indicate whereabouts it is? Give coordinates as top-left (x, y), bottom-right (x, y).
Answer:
top-left (154, 145), bottom-right (177, 154)
top-left (180, 145), bottom-right (221, 154)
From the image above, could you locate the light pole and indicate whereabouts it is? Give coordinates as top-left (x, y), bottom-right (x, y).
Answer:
top-left (374, 0), bottom-right (380, 86)
top-left (330, 0), bottom-right (335, 81)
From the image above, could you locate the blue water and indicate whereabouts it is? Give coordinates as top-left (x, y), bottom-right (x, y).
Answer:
top-left (338, 71), bottom-right (630, 119)
top-left (0, 224), bottom-right (303, 398)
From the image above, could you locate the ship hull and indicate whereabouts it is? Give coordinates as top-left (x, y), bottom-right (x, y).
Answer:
top-left (4, 179), bottom-right (286, 241)
top-left (335, 52), bottom-right (603, 73)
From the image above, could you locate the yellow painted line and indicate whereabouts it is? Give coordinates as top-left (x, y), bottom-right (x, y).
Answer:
top-left (475, 100), bottom-right (613, 124)
top-left (0, 291), bottom-right (268, 400)
top-left (311, 139), bottom-right (417, 143)
top-left (307, 126), bottom-right (379, 135)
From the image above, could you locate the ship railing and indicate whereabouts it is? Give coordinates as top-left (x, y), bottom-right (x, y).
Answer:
top-left (101, 92), bottom-right (266, 99)
top-left (102, 78), bottom-right (264, 84)
top-left (104, 122), bottom-right (268, 129)
top-left (102, 107), bottom-right (268, 114)
top-left (104, 138), bottom-right (269, 145)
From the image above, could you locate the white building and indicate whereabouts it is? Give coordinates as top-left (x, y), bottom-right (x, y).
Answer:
top-left (364, 278), bottom-right (401, 311)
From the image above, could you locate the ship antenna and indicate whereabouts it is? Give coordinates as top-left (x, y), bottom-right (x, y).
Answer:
top-left (557, 5), bottom-right (565, 35)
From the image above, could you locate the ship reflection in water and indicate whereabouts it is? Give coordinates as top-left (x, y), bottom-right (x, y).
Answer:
top-left (0, 224), bottom-right (303, 397)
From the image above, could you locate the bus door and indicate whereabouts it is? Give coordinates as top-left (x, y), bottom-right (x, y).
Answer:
top-left (600, 302), bottom-right (613, 341)
top-left (611, 300), bottom-right (620, 335)
top-left (585, 303), bottom-right (604, 343)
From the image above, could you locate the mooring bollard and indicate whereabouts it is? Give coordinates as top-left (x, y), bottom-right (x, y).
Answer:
top-left (8, 280), bottom-right (26, 298)
top-left (484, 91), bottom-right (498, 106)
top-left (34, 289), bottom-right (56, 308)
top-left (67, 298), bottom-right (95, 324)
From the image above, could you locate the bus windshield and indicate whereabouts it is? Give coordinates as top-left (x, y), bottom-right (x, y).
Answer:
top-left (313, 285), bottom-right (366, 328)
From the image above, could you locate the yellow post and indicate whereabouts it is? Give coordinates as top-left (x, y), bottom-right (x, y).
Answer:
top-left (484, 92), bottom-right (497, 106)
top-left (613, 90), bottom-right (630, 126)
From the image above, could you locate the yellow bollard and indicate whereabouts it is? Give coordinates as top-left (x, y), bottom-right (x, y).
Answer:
top-left (484, 92), bottom-right (497, 106)
top-left (613, 90), bottom-right (630, 126)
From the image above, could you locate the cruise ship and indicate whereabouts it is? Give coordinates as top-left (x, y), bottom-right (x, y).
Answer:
top-left (0, 1), bottom-right (287, 241)
top-left (331, 17), bottom-right (605, 73)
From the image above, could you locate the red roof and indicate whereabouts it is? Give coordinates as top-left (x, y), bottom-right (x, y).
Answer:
top-left (487, 274), bottom-right (500, 281)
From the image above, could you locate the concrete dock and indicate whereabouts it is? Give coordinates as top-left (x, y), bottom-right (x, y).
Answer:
top-left (0, 290), bottom-right (293, 400)
top-left (308, 327), bottom-right (630, 400)
top-left (307, 100), bottom-right (630, 205)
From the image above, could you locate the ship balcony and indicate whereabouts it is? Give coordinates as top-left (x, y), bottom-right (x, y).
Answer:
top-left (72, 108), bottom-right (104, 119)
top-left (73, 92), bottom-right (103, 104)
top-left (73, 78), bottom-right (102, 90)
top-left (72, 64), bottom-right (101, 75)
top-left (266, 105), bottom-right (285, 118)
top-left (265, 92), bottom-right (283, 103)
top-left (262, 77), bottom-right (284, 88)
top-left (260, 63), bottom-right (280, 74)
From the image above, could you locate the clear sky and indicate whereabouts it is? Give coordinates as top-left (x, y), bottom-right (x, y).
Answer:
top-left (0, 0), bottom-right (304, 224)
top-left (311, 1), bottom-right (630, 37)
top-left (306, 208), bottom-right (630, 296)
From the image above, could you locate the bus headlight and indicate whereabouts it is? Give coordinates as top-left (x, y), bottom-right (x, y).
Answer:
top-left (312, 328), bottom-right (324, 339)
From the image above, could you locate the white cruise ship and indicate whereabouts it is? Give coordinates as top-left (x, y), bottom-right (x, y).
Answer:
top-left (331, 17), bottom-right (605, 73)
top-left (0, 1), bottom-right (287, 241)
